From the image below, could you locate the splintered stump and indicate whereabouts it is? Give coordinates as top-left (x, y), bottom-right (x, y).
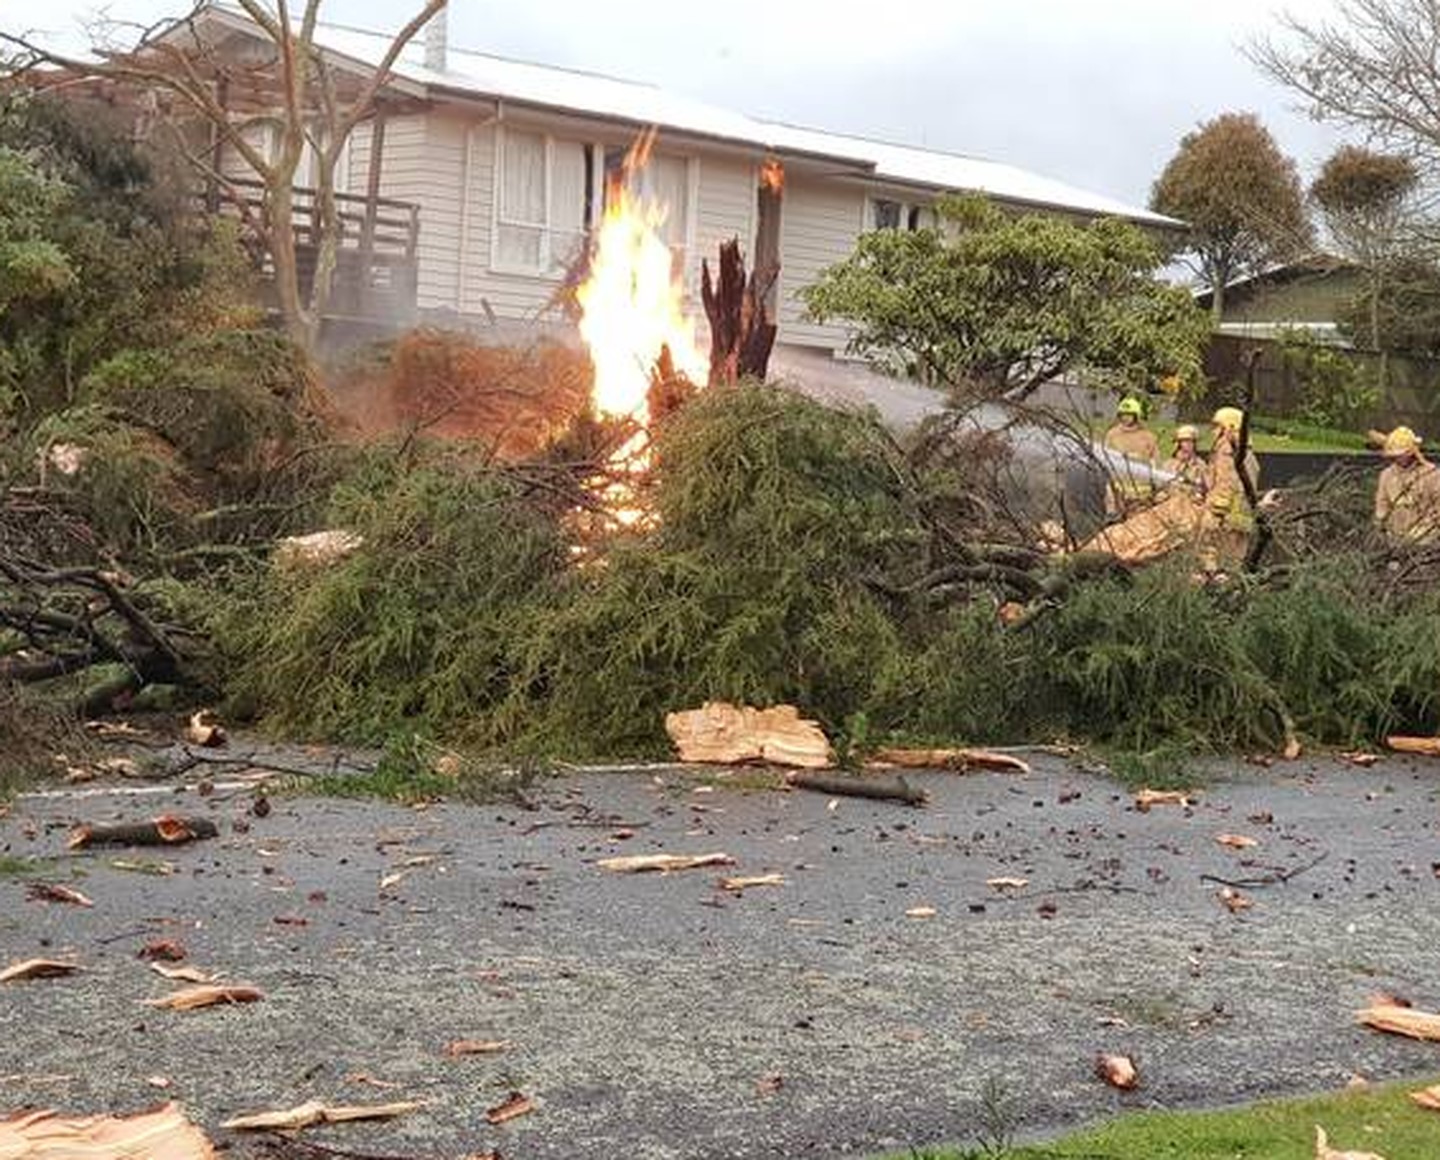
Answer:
top-left (701, 238), bottom-right (778, 386)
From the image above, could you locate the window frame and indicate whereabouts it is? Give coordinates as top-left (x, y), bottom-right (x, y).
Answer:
top-left (492, 124), bottom-right (698, 281)
top-left (867, 193), bottom-right (936, 233)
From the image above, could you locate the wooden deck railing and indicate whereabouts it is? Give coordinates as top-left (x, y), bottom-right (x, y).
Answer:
top-left (206, 177), bottom-right (421, 323)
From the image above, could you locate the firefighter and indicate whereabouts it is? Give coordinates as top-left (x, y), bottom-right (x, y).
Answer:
top-left (1103, 396), bottom-right (1160, 515)
top-left (1374, 426), bottom-right (1440, 544)
top-left (1199, 406), bottom-right (1260, 569)
top-left (1162, 423), bottom-right (1205, 495)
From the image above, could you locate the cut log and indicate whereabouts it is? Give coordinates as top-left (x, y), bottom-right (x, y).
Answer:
top-left (1356, 1002), bottom-right (1440, 1042)
top-left (68, 815), bottom-right (219, 850)
top-left (787, 771), bottom-right (927, 806)
top-left (665, 701), bottom-right (833, 769)
top-left (0, 1103), bottom-right (214, 1160)
top-left (1385, 736), bottom-right (1440, 757)
top-left (869, 747), bottom-right (1031, 775)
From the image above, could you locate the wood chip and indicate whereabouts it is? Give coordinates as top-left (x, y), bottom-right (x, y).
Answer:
top-left (986, 876), bottom-right (1029, 891)
top-left (138, 939), bottom-right (187, 962)
top-left (904, 906), bottom-right (937, 919)
top-left (1340, 751), bottom-right (1380, 767)
top-left (1410, 1084), bottom-right (1440, 1111)
top-left (444, 1039), bottom-right (512, 1057)
top-left (1356, 1002), bottom-right (1440, 1042)
top-left (0, 1103), bottom-right (213, 1160)
top-left (1384, 735), bottom-right (1440, 756)
top-left (1215, 833), bottom-right (1259, 850)
top-left (1315, 1124), bottom-right (1387, 1160)
top-left (222, 1100), bottom-right (422, 1131)
top-left (0, 958), bottom-right (81, 983)
top-left (184, 709), bottom-right (227, 748)
top-left (1135, 788), bottom-right (1193, 812)
top-left (149, 962), bottom-right (214, 984)
top-left (483, 1092), bottom-right (534, 1125)
top-left (597, 852), bottom-right (734, 874)
top-left (719, 874), bottom-right (785, 891)
top-left (665, 701), bottom-right (833, 768)
top-left (1219, 887), bottom-right (1253, 913)
top-left (1094, 1052), bottom-right (1139, 1090)
top-left (869, 747), bottom-right (1031, 774)
top-left (146, 984), bottom-right (263, 1011)
top-left (26, 882), bottom-right (94, 907)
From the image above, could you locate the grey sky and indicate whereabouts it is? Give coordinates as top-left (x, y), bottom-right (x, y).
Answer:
top-left (7, 0), bottom-right (1345, 209)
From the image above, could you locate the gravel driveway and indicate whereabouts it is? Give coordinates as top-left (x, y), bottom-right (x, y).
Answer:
top-left (3, 753), bottom-right (1439, 1158)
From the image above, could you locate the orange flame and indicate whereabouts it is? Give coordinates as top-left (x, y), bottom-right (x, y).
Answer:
top-left (760, 157), bottom-right (785, 194)
top-left (576, 134), bottom-right (708, 452)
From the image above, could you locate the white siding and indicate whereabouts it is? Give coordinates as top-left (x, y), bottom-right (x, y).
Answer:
top-left (347, 114), bottom-right (463, 312)
top-left (686, 156), bottom-right (754, 346)
top-left (778, 177), bottom-right (864, 350)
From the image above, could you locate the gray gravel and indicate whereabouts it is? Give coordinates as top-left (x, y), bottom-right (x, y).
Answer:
top-left (3, 753), bottom-right (1440, 1159)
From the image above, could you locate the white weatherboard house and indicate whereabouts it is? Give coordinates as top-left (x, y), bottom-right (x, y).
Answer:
top-left (200, 7), bottom-right (1175, 355)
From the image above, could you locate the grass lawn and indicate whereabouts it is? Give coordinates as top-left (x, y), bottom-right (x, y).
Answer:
top-left (900, 1077), bottom-right (1440, 1159)
top-left (1083, 415), bottom-right (1371, 455)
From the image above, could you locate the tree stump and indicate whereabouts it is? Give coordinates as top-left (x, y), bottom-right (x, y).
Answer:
top-left (701, 238), bottom-right (778, 386)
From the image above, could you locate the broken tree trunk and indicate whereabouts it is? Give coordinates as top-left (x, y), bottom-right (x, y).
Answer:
top-left (701, 238), bottom-right (778, 386)
top-left (68, 815), bottom-right (220, 850)
top-left (787, 771), bottom-right (927, 806)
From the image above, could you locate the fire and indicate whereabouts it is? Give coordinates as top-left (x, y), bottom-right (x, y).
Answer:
top-left (576, 134), bottom-right (708, 452)
top-left (760, 157), bottom-right (785, 194)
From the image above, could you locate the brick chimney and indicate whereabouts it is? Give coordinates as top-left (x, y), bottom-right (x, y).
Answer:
top-left (424, 6), bottom-right (448, 72)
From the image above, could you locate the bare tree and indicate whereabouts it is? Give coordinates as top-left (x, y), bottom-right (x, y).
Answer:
top-left (1252, 0), bottom-right (1440, 172)
top-left (2, 0), bottom-right (445, 353)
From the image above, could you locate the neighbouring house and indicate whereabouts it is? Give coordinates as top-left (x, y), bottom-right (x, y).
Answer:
top-left (1194, 255), bottom-right (1363, 347)
top-left (153, 5), bottom-right (1177, 355)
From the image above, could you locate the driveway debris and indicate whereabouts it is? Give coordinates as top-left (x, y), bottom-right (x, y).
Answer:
top-left (483, 1092), bottom-right (535, 1125)
top-left (868, 747), bottom-right (1031, 774)
top-left (69, 815), bottom-right (219, 849)
top-left (221, 1099), bottom-right (423, 1131)
top-left (146, 984), bottom-right (263, 1011)
top-left (1356, 1002), bottom-right (1440, 1042)
top-left (0, 1103), bottom-right (213, 1160)
top-left (1094, 1052), bottom-right (1139, 1090)
top-left (665, 702), bottom-right (832, 768)
top-left (0, 958), bottom-right (81, 983)
top-left (1135, 788), bottom-right (1193, 811)
top-left (598, 852), bottom-right (734, 873)
top-left (26, 882), bottom-right (93, 907)
top-left (1384, 735), bottom-right (1440, 756)
top-left (444, 1039), bottom-right (512, 1058)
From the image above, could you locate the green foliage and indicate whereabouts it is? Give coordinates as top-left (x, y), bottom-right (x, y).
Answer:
top-left (803, 195), bottom-right (1209, 400)
top-left (1274, 327), bottom-right (1380, 428)
top-left (223, 449), bottom-right (570, 746)
top-left (221, 385), bottom-right (1440, 765)
top-left (1338, 257), bottom-right (1440, 357)
top-left (0, 95), bottom-right (253, 422)
top-left (1151, 112), bottom-right (1313, 310)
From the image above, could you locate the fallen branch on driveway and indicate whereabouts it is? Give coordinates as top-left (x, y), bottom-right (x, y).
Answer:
top-left (1200, 851), bottom-right (1329, 891)
top-left (787, 771), bottom-right (927, 806)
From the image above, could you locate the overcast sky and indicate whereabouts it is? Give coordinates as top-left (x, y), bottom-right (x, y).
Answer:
top-left (7, 0), bottom-right (1348, 210)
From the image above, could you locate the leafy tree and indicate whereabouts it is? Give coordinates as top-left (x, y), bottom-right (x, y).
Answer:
top-left (802, 195), bottom-right (1209, 402)
top-left (1151, 112), bottom-right (1313, 320)
top-left (0, 96), bottom-right (253, 421)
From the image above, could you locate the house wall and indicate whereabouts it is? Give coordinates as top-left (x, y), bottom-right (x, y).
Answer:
top-left (776, 176), bottom-right (865, 350)
top-left (1223, 268), bottom-right (1365, 326)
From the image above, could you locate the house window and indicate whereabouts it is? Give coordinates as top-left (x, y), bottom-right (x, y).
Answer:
top-left (871, 197), bottom-right (935, 232)
top-left (495, 127), bottom-right (589, 275)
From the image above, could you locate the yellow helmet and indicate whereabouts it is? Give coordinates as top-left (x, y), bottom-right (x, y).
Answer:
top-left (1175, 424), bottom-right (1198, 442)
top-left (1211, 406), bottom-right (1245, 434)
top-left (1383, 426), bottom-right (1422, 457)
top-left (1117, 396), bottom-right (1145, 418)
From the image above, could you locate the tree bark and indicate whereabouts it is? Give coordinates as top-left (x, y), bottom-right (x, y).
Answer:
top-left (701, 238), bottom-right (778, 386)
